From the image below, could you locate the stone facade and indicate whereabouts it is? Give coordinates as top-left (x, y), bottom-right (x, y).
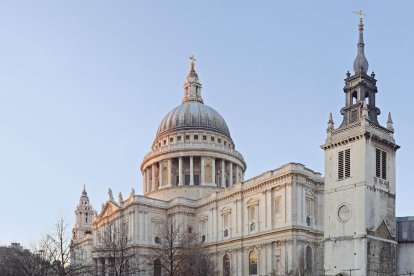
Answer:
top-left (71, 19), bottom-right (413, 276)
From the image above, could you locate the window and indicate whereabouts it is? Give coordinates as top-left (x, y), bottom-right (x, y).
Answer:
top-left (211, 136), bottom-right (215, 142)
top-left (194, 135), bottom-right (198, 140)
top-left (376, 148), bottom-right (387, 180)
top-left (249, 250), bottom-right (258, 275)
top-left (188, 226), bottom-right (192, 233)
top-left (177, 136), bottom-right (182, 142)
top-left (163, 140), bottom-right (166, 145)
top-left (185, 135), bottom-right (190, 141)
top-left (154, 236), bottom-right (160, 244)
top-left (223, 254), bottom-right (231, 276)
top-left (201, 234), bottom-right (206, 242)
top-left (218, 138), bottom-right (222, 143)
top-left (224, 141), bottom-right (227, 146)
top-left (169, 137), bottom-right (173, 143)
top-left (203, 135), bottom-right (207, 141)
top-left (194, 175), bottom-right (200, 186)
top-left (223, 213), bottom-right (230, 237)
top-left (154, 259), bottom-right (161, 276)
top-left (250, 222), bottom-right (255, 231)
top-left (338, 149), bottom-right (351, 179)
top-left (305, 246), bottom-right (313, 273)
top-left (402, 222), bottom-right (409, 240)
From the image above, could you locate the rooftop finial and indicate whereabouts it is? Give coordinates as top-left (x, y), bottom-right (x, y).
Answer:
top-left (352, 10), bottom-right (369, 74)
top-left (327, 113), bottom-right (334, 131)
top-left (189, 54), bottom-right (196, 70)
top-left (81, 184), bottom-right (88, 197)
top-left (387, 112), bottom-right (394, 131)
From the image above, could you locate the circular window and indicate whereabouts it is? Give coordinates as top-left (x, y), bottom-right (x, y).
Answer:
top-left (338, 204), bottom-right (351, 222)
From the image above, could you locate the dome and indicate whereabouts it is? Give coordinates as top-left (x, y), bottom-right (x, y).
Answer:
top-left (156, 101), bottom-right (231, 139)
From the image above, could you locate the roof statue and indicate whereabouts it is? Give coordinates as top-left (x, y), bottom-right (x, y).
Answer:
top-left (108, 188), bottom-right (114, 201)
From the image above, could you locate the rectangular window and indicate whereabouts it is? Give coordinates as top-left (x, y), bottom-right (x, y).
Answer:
top-left (169, 137), bottom-right (173, 143)
top-left (218, 138), bottom-right (222, 143)
top-left (376, 148), bottom-right (387, 180)
top-left (185, 135), bottom-right (190, 141)
top-left (338, 149), bottom-right (351, 179)
top-left (194, 135), bottom-right (198, 140)
top-left (177, 136), bottom-right (181, 142)
top-left (211, 137), bottom-right (215, 142)
top-left (203, 135), bottom-right (207, 140)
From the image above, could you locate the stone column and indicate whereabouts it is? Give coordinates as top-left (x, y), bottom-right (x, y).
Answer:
top-left (146, 168), bottom-right (151, 192)
top-left (159, 160), bottom-right (163, 187)
top-left (178, 157), bottom-right (183, 186)
top-left (152, 164), bottom-right (156, 191)
top-left (189, 156), bottom-right (194, 185)
top-left (235, 166), bottom-right (240, 183)
top-left (200, 157), bottom-right (205, 185)
top-left (229, 162), bottom-right (233, 186)
top-left (167, 159), bottom-right (172, 187)
top-left (212, 158), bottom-right (216, 186)
top-left (221, 159), bottom-right (226, 188)
top-left (142, 170), bottom-right (147, 194)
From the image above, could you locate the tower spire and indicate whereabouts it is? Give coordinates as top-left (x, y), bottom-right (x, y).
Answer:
top-left (182, 55), bottom-right (204, 103)
top-left (353, 12), bottom-right (369, 74)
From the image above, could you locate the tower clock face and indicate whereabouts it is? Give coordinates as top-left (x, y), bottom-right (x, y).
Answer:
top-left (338, 204), bottom-right (351, 222)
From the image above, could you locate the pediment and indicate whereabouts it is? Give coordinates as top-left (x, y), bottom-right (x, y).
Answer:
top-left (305, 189), bottom-right (316, 199)
top-left (220, 207), bottom-right (231, 214)
top-left (151, 216), bottom-right (164, 223)
top-left (246, 198), bottom-right (259, 206)
top-left (373, 220), bottom-right (394, 240)
top-left (98, 201), bottom-right (121, 218)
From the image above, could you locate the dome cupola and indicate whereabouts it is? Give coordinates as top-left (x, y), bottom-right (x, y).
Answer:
top-left (141, 57), bottom-right (246, 201)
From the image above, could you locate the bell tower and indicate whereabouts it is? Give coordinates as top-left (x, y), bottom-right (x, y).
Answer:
top-left (322, 17), bottom-right (400, 276)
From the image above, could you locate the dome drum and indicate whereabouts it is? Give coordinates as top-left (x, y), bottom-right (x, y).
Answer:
top-left (141, 154), bottom-right (245, 199)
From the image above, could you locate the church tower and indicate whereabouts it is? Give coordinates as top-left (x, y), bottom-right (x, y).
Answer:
top-left (322, 17), bottom-right (399, 276)
top-left (72, 185), bottom-right (95, 241)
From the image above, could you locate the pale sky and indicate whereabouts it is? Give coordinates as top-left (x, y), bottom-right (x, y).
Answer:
top-left (1, 1), bottom-right (413, 246)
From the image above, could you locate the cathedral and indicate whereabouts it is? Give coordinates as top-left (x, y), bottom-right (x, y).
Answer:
top-left (71, 19), bottom-right (414, 276)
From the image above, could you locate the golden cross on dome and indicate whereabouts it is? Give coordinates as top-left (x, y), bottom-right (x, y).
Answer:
top-left (353, 10), bottom-right (366, 19)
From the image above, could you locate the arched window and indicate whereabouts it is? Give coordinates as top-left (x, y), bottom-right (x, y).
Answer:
top-left (305, 246), bottom-right (313, 273)
top-left (250, 222), bottom-right (255, 232)
top-left (223, 254), bottom-right (230, 276)
top-left (154, 259), bottom-right (161, 276)
top-left (249, 250), bottom-right (257, 275)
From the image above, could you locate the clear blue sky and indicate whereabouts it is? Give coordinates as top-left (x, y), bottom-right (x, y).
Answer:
top-left (1, 1), bottom-right (413, 246)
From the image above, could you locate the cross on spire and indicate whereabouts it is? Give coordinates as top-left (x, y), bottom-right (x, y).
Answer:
top-left (189, 55), bottom-right (196, 64)
top-left (353, 10), bottom-right (366, 18)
